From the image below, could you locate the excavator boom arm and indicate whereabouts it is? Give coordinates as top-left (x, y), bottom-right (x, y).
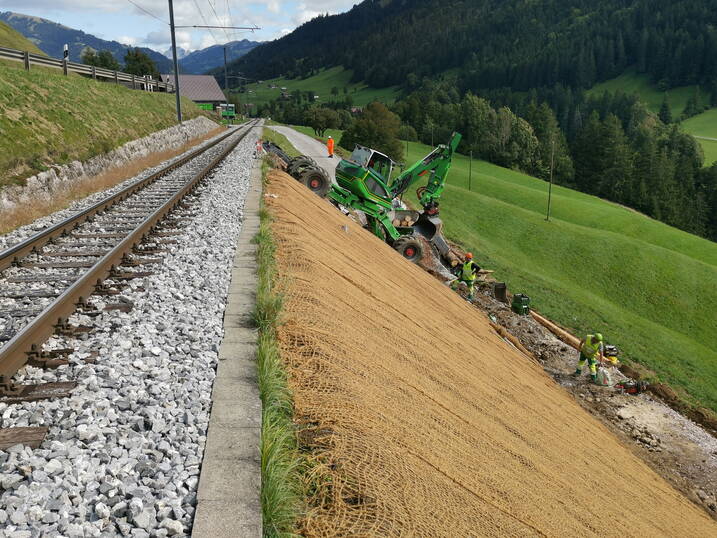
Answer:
top-left (389, 132), bottom-right (462, 206)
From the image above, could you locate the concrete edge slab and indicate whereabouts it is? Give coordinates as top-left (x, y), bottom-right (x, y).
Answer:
top-left (192, 158), bottom-right (263, 537)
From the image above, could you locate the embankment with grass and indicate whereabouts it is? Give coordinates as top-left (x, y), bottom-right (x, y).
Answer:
top-left (254, 147), bottom-right (305, 535)
top-left (0, 58), bottom-right (206, 187)
top-left (262, 128), bottom-right (302, 159)
top-left (0, 21), bottom-right (44, 54)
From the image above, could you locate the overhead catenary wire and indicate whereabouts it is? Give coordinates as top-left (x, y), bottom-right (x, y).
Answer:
top-left (225, 0), bottom-right (237, 41)
top-left (124, 0), bottom-right (169, 25)
top-left (207, 0), bottom-right (230, 42)
top-left (191, 0), bottom-right (221, 45)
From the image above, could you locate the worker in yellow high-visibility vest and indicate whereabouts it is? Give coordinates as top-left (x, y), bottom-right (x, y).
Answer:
top-left (574, 333), bottom-right (605, 383)
top-left (450, 252), bottom-right (480, 300)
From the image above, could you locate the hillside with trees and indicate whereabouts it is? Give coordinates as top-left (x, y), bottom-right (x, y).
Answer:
top-left (250, 0), bottom-right (717, 241)
top-left (231, 0), bottom-right (717, 92)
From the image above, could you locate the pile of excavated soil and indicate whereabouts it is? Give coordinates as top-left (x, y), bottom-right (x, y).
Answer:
top-left (265, 169), bottom-right (715, 537)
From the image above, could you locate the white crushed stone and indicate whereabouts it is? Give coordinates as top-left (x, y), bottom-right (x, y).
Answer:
top-left (0, 128), bottom-right (259, 536)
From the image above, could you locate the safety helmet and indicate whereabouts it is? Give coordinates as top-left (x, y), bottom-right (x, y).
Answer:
top-left (328, 136), bottom-right (332, 139)
top-left (465, 252), bottom-right (473, 260)
top-left (594, 333), bottom-right (603, 342)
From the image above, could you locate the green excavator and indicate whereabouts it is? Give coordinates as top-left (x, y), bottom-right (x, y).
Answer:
top-left (309, 132), bottom-right (463, 268)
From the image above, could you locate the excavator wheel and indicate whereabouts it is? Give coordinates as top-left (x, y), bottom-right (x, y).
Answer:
top-left (299, 166), bottom-right (332, 197)
top-left (393, 236), bottom-right (423, 263)
top-left (288, 156), bottom-right (316, 178)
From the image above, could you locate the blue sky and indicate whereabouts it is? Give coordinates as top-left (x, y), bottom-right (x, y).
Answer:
top-left (1, 1), bottom-right (357, 53)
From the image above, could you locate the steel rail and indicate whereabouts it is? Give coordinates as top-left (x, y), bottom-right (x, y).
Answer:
top-left (0, 122), bottom-right (255, 382)
top-left (0, 124), bottom-right (249, 272)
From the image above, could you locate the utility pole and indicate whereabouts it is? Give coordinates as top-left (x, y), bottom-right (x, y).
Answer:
top-left (545, 137), bottom-right (556, 221)
top-left (223, 46), bottom-right (229, 95)
top-left (168, 0), bottom-right (182, 123)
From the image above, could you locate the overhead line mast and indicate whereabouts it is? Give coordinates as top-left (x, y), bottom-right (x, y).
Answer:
top-left (164, 0), bottom-right (258, 123)
top-left (168, 0), bottom-right (182, 123)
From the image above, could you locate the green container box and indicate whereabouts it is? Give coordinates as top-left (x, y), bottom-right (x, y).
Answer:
top-left (511, 293), bottom-right (531, 315)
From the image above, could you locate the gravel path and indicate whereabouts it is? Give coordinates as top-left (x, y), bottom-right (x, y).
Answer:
top-left (268, 125), bottom-right (338, 182)
top-left (0, 128), bottom-right (259, 537)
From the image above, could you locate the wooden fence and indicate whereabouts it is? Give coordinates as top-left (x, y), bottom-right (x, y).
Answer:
top-left (0, 46), bottom-right (174, 92)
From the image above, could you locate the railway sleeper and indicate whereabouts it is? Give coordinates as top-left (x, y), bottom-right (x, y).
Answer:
top-left (109, 268), bottom-right (154, 280)
top-left (26, 346), bottom-right (98, 369)
top-left (53, 318), bottom-right (93, 338)
top-left (20, 260), bottom-right (96, 269)
top-left (120, 254), bottom-right (164, 267)
top-left (42, 251), bottom-right (108, 257)
top-left (0, 289), bottom-right (60, 299)
top-left (6, 275), bottom-right (75, 283)
top-left (0, 427), bottom-right (49, 450)
top-left (0, 380), bottom-right (77, 403)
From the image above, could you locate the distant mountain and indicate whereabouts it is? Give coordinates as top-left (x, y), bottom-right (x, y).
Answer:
top-left (178, 40), bottom-right (260, 74)
top-left (164, 46), bottom-right (188, 60)
top-left (0, 11), bottom-right (172, 72)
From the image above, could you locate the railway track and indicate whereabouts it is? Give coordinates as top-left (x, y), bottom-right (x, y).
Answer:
top-left (0, 120), bottom-right (257, 448)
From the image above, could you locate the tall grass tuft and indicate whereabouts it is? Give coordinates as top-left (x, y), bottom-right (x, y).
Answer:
top-left (254, 170), bottom-right (304, 537)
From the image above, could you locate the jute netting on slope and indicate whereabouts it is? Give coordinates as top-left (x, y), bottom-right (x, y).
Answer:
top-left (265, 170), bottom-right (715, 537)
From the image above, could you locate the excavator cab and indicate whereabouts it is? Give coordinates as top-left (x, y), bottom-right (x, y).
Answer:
top-left (349, 146), bottom-right (395, 183)
top-left (335, 146), bottom-right (396, 207)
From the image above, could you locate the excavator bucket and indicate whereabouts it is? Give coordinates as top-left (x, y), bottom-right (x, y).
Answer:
top-left (413, 212), bottom-right (440, 241)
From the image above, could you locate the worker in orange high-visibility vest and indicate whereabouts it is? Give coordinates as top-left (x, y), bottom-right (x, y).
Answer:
top-left (327, 136), bottom-right (335, 158)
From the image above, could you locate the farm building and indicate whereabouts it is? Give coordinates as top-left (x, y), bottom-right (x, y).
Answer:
top-left (160, 74), bottom-right (226, 107)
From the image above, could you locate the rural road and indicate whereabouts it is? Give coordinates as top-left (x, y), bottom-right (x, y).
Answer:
top-left (269, 125), bottom-right (339, 181)
top-left (694, 135), bottom-right (717, 141)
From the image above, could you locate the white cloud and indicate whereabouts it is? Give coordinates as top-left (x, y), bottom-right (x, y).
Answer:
top-left (117, 35), bottom-right (137, 46)
top-left (3, 0), bottom-right (360, 51)
top-left (294, 10), bottom-right (321, 26)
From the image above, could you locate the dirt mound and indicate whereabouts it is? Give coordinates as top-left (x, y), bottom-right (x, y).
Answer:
top-left (265, 170), bottom-right (715, 537)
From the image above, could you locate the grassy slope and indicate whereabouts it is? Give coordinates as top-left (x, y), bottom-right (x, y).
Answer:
top-left (254, 161), bottom-right (304, 534)
top-left (396, 140), bottom-right (717, 411)
top-left (587, 70), bottom-right (703, 116)
top-left (262, 127), bottom-right (302, 159)
top-left (244, 66), bottom-right (399, 110)
top-left (0, 60), bottom-right (205, 187)
top-left (0, 21), bottom-right (45, 55)
top-left (682, 108), bottom-right (717, 165)
top-left (588, 69), bottom-right (717, 165)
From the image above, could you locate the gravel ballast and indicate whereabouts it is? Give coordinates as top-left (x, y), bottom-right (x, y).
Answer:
top-left (0, 128), bottom-right (259, 537)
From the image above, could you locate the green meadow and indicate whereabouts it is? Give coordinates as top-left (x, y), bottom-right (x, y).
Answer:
top-left (243, 66), bottom-right (399, 110)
